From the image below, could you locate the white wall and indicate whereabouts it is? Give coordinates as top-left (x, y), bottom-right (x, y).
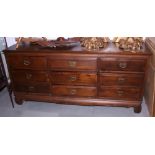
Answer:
top-left (0, 37), bottom-right (16, 79)
top-left (5, 37), bottom-right (16, 47)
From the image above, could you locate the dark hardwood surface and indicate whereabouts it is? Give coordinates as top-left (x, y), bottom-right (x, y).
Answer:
top-left (0, 55), bottom-right (6, 90)
top-left (5, 42), bottom-right (149, 55)
top-left (144, 38), bottom-right (155, 116)
top-left (4, 41), bottom-right (151, 113)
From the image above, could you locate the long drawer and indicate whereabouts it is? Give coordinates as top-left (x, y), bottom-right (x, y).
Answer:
top-left (14, 83), bottom-right (50, 93)
top-left (99, 73), bottom-right (144, 86)
top-left (99, 86), bottom-right (141, 100)
top-left (47, 58), bottom-right (97, 71)
top-left (51, 72), bottom-right (97, 86)
top-left (51, 85), bottom-right (97, 97)
top-left (11, 70), bottom-right (49, 83)
top-left (99, 57), bottom-right (146, 72)
top-left (7, 55), bottom-right (47, 70)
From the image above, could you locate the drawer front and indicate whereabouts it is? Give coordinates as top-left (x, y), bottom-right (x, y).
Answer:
top-left (7, 55), bottom-right (47, 70)
top-left (99, 73), bottom-right (144, 86)
top-left (51, 72), bottom-right (97, 85)
top-left (14, 83), bottom-right (50, 93)
top-left (52, 86), bottom-right (97, 97)
top-left (11, 70), bottom-right (49, 83)
top-left (99, 87), bottom-right (141, 100)
top-left (99, 58), bottom-right (146, 72)
top-left (48, 58), bottom-right (97, 71)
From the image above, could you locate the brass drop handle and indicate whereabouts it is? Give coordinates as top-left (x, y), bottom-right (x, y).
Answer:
top-left (28, 86), bottom-right (35, 91)
top-left (118, 77), bottom-right (126, 83)
top-left (70, 89), bottom-right (77, 95)
top-left (26, 73), bottom-right (32, 80)
top-left (23, 59), bottom-right (31, 66)
top-left (119, 62), bottom-right (127, 69)
top-left (117, 90), bottom-right (124, 96)
top-left (68, 61), bottom-right (77, 68)
top-left (69, 76), bottom-right (77, 82)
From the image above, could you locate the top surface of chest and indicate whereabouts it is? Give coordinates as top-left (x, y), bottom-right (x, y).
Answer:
top-left (4, 42), bottom-right (151, 55)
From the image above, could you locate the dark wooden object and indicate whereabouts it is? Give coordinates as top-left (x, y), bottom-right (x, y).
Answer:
top-left (144, 38), bottom-right (155, 116)
top-left (0, 55), bottom-right (6, 90)
top-left (3, 42), bottom-right (151, 113)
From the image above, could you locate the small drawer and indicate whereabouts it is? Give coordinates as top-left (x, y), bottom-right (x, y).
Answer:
top-left (48, 58), bottom-right (97, 71)
top-left (11, 70), bottom-right (49, 83)
top-left (99, 73), bottom-right (144, 86)
top-left (51, 72), bottom-right (97, 86)
top-left (51, 86), bottom-right (97, 97)
top-left (7, 55), bottom-right (47, 70)
top-left (14, 83), bottom-right (50, 93)
top-left (99, 57), bottom-right (146, 72)
top-left (99, 86), bottom-right (141, 100)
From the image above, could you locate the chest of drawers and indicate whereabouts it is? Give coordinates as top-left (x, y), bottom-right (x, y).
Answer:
top-left (4, 43), bottom-right (151, 113)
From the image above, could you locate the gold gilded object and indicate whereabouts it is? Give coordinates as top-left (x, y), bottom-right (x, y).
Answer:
top-left (113, 37), bottom-right (144, 51)
top-left (81, 37), bottom-right (109, 50)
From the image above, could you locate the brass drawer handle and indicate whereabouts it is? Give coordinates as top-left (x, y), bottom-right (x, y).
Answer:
top-left (23, 60), bottom-right (31, 66)
top-left (68, 61), bottom-right (77, 67)
top-left (117, 90), bottom-right (124, 96)
top-left (26, 73), bottom-right (32, 80)
top-left (119, 62), bottom-right (127, 69)
top-left (118, 77), bottom-right (126, 83)
top-left (70, 89), bottom-right (77, 95)
top-left (28, 86), bottom-right (35, 91)
top-left (69, 76), bottom-right (77, 82)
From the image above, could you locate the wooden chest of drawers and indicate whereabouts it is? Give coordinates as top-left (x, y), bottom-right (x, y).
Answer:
top-left (4, 43), bottom-right (151, 113)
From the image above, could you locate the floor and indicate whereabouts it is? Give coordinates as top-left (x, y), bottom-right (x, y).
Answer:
top-left (0, 88), bottom-right (150, 117)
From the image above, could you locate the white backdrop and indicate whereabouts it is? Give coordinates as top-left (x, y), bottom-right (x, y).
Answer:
top-left (5, 37), bottom-right (16, 47)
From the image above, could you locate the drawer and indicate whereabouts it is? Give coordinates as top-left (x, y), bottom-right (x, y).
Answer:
top-left (11, 70), bottom-right (49, 83)
top-left (47, 58), bottom-right (97, 71)
top-left (51, 72), bottom-right (97, 85)
top-left (52, 86), bottom-right (97, 97)
top-left (99, 58), bottom-right (146, 72)
top-left (14, 83), bottom-right (50, 93)
top-left (99, 86), bottom-right (141, 100)
top-left (99, 73), bottom-right (144, 86)
top-left (7, 55), bottom-right (47, 70)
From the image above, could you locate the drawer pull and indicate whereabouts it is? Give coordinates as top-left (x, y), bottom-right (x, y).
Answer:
top-left (23, 60), bottom-right (31, 66)
top-left (28, 86), bottom-right (35, 91)
top-left (69, 76), bottom-right (77, 82)
top-left (119, 62), bottom-right (127, 69)
top-left (117, 90), bottom-right (124, 96)
top-left (68, 61), bottom-right (77, 67)
top-left (70, 89), bottom-right (77, 95)
top-left (26, 73), bottom-right (32, 80)
top-left (118, 77), bottom-right (126, 83)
